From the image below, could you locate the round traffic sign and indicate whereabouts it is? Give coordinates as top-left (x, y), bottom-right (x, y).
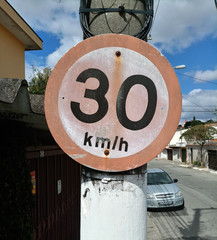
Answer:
top-left (45, 34), bottom-right (182, 172)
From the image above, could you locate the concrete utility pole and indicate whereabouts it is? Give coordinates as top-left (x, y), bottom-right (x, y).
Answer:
top-left (45, 2), bottom-right (181, 240)
top-left (81, 166), bottom-right (147, 240)
top-left (80, 1), bottom-right (152, 239)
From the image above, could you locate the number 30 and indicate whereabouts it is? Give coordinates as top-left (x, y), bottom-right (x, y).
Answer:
top-left (70, 68), bottom-right (157, 131)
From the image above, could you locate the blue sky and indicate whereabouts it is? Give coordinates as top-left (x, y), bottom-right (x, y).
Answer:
top-left (8, 0), bottom-right (217, 123)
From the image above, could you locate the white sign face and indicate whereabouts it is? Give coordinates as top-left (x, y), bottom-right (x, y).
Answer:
top-left (58, 47), bottom-right (168, 159)
top-left (45, 34), bottom-right (182, 171)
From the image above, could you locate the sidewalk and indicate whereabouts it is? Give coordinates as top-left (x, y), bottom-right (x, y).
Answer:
top-left (156, 157), bottom-right (217, 175)
top-left (147, 214), bottom-right (161, 240)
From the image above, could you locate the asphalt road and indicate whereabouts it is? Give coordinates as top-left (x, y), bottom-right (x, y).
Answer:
top-left (147, 158), bottom-right (217, 240)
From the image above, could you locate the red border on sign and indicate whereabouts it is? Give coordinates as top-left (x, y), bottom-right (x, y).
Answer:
top-left (45, 34), bottom-right (182, 172)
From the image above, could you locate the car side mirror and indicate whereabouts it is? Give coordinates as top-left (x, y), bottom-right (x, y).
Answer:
top-left (173, 179), bottom-right (178, 183)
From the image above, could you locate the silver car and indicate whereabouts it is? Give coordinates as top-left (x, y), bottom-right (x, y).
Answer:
top-left (147, 168), bottom-right (184, 209)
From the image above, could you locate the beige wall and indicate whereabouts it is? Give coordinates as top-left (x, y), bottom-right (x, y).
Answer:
top-left (0, 24), bottom-right (25, 79)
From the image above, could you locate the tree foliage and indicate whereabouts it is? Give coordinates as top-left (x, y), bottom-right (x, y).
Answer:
top-left (184, 119), bottom-right (204, 128)
top-left (205, 119), bottom-right (215, 124)
top-left (180, 125), bottom-right (217, 165)
top-left (181, 125), bottom-right (217, 145)
top-left (28, 67), bottom-right (51, 94)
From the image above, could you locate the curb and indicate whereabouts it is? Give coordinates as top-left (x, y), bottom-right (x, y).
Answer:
top-left (156, 158), bottom-right (217, 175)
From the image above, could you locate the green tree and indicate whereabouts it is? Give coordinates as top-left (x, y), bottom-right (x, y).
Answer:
top-left (28, 67), bottom-right (51, 94)
top-left (184, 117), bottom-right (204, 128)
top-left (205, 119), bottom-right (215, 124)
top-left (191, 120), bottom-right (204, 127)
top-left (180, 125), bottom-right (217, 166)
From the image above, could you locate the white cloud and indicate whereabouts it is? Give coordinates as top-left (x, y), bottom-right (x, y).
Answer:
top-left (9, 0), bottom-right (217, 59)
top-left (25, 63), bottom-right (45, 82)
top-left (9, 0), bottom-right (82, 37)
top-left (8, 0), bottom-right (83, 71)
top-left (7, 0), bottom-right (217, 80)
top-left (194, 69), bottom-right (217, 82)
top-left (46, 35), bottom-right (82, 68)
top-left (25, 63), bottom-right (34, 82)
top-left (181, 89), bottom-right (217, 122)
top-left (150, 0), bottom-right (217, 53)
top-left (188, 89), bottom-right (202, 96)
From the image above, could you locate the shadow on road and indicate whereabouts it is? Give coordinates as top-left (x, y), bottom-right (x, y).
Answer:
top-left (148, 207), bottom-right (217, 239)
top-left (179, 208), bottom-right (217, 240)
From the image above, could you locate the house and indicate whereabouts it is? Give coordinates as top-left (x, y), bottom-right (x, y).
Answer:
top-left (158, 124), bottom-right (217, 170)
top-left (0, 1), bottom-right (80, 239)
top-left (185, 124), bottom-right (217, 169)
top-left (0, 0), bottom-right (46, 129)
top-left (0, 0), bottom-right (42, 79)
top-left (158, 128), bottom-right (187, 162)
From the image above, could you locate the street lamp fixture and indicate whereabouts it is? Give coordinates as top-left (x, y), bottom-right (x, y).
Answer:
top-left (173, 65), bottom-right (186, 69)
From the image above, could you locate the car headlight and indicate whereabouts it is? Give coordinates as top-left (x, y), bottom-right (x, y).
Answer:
top-left (147, 193), bottom-right (155, 199)
top-left (175, 190), bottom-right (183, 197)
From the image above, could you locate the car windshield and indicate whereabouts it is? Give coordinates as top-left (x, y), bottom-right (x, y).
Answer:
top-left (147, 172), bottom-right (173, 185)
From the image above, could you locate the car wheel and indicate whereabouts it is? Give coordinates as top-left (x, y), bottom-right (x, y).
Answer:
top-left (177, 201), bottom-right (185, 210)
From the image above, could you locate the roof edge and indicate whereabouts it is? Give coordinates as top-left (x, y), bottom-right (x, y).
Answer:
top-left (0, 0), bottom-right (43, 50)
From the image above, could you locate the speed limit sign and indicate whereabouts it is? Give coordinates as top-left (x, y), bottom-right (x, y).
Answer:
top-left (45, 34), bottom-right (181, 172)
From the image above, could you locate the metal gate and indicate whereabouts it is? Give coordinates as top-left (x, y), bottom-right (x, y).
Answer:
top-left (27, 146), bottom-right (81, 240)
top-left (167, 149), bottom-right (173, 160)
top-left (208, 150), bottom-right (217, 170)
top-left (181, 149), bottom-right (186, 162)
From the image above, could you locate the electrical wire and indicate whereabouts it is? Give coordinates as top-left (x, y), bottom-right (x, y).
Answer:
top-left (148, 0), bottom-right (160, 39)
top-left (79, 0), bottom-right (153, 40)
top-left (182, 111), bottom-right (214, 112)
top-left (184, 105), bottom-right (217, 107)
top-left (182, 95), bottom-right (211, 112)
top-left (182, 95), bottom-right (216, 114)
top-left (176, 71), bottom-right (217, 114)
top-left (151, 0), bottom-right (160, 30)
top-left (100, 0), bottom-right (138, 34)
top-left (176, 72), bottom-right (217, 86)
